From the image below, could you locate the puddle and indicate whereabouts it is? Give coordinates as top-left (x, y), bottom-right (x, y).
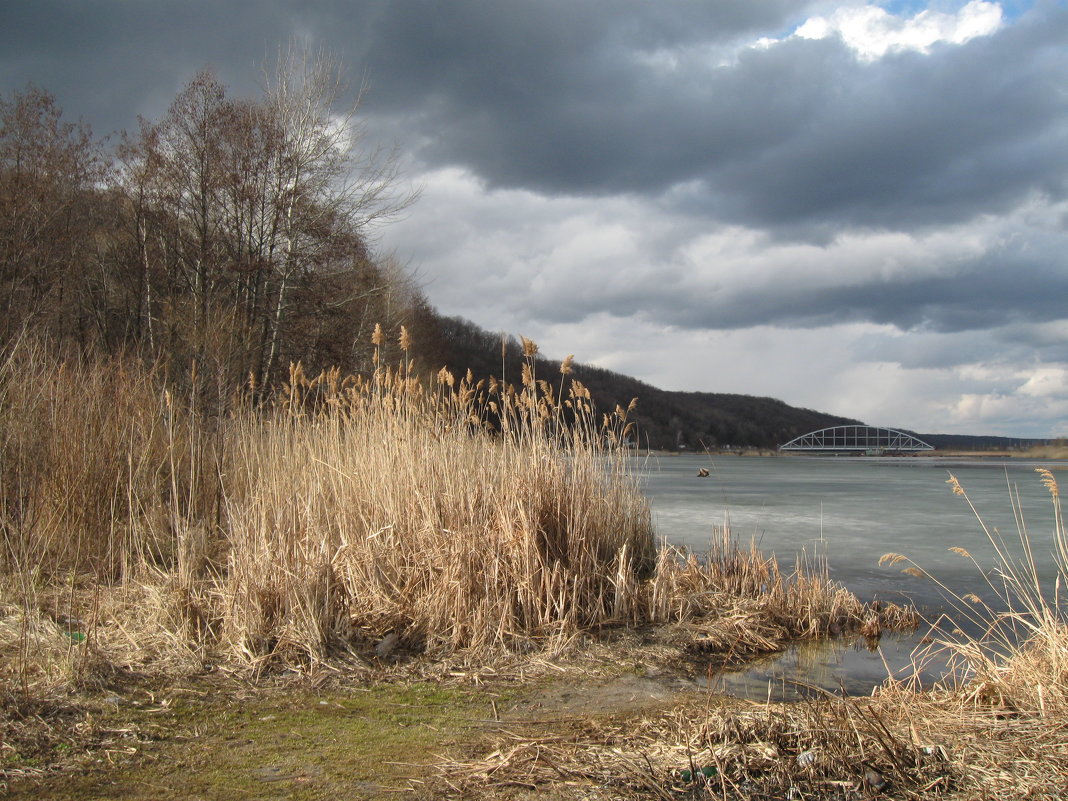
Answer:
top-left (516, 672), bottom-right (703, 717)
top-left (515, 630), bottom-right (954, 718)
top-left (708, 631), bottom-right (948, 701)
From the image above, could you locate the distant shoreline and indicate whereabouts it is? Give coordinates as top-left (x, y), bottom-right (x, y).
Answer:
top-left (642, 447), bottom-right (1068, 460)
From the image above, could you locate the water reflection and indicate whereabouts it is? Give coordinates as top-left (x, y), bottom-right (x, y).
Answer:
top-left (706, 631), bottom-right (941, 701)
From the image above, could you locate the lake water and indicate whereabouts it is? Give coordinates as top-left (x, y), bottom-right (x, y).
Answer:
top-left (638, 453), bottom-right (1067, 697)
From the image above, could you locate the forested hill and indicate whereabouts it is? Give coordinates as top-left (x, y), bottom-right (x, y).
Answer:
top-left (430, 316), bottom-right (1057, 451)
top-left (430, 315), bottom-right (861, 451)
top-left (912, 433), bottom-right (1050, 451)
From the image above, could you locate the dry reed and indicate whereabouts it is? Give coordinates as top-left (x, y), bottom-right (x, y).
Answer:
top-left (1, 334), bottom-right (910, 691)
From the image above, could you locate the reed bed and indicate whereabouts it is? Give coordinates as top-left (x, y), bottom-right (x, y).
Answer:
top-left (218, 355), bottom-right (656, 664)
top-left (883, 469), bottom-right (1068, 717)
top-left (6, 330), bottom-right (1064, 797)
top-left (1, 332), bottom-right (910, 696)
top-left (435, 692), bottom-right (957, 800)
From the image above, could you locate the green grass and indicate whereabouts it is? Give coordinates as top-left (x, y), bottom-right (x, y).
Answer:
top-left (5, 682), bottom-right (493, 801)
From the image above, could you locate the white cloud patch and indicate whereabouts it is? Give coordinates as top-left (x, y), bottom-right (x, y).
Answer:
top-left (793, 1), bottom-right (1003, 60)
top-left (1019, 367), bottom-right (1068, 399)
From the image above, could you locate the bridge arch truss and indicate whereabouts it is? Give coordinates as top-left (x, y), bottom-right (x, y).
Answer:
top-left (780, 425), bottom-right (934, 453)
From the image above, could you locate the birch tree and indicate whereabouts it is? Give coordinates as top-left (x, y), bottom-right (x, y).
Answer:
top-left (118, 45), bottom-right (418, 401)
top-left (255, 43), bottom-right (417, 387)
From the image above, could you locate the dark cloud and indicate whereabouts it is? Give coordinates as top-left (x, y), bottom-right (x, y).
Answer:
top-left (376, 4), bottom-right (1067, 232)
top-left (853, 323), bottom-right (1068, 371)
top-left (3, 0), bottom-right (1067, 437)
top-left (0, 1), bottom-right (294, 133)
top-left (4, 2), bottom-right (1063, 233)
top-left (702, 15), bottom-right (1068, 230)
top-left (0, 1), bottom-right (807, 132)
top-left (773, 260), bottom-right (1068, 332)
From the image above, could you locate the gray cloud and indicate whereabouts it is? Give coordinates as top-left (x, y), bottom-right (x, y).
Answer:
top-left (688, 255), bottom-right (1068, 333)
top-left (531, 258), bottom-right (1068, 335)
top-left (5, 2), bottom-right (1064, 232)
top-left (852, 323), bottom-right (1068, 372)
top-left (0, 1), bottom-right (809, 132)
top-left (0, 2), bottom-right (295, 134)
top-left (348, 1), bottom-right (1068, 233)
top-left (479, 211), bottom-right (1068, 337)
top-left (703, 18), bottom-right (1068, 230)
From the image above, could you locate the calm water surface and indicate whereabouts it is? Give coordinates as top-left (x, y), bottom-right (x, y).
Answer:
top-left (638, 454), bottom-right (1067, 697)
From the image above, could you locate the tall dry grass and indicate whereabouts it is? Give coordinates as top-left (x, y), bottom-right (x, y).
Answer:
top-left (0, 337), bottom-right (220, 689)
top-left (218, 350), bottom-right (655, 664)
top-left (1020, 441), bottom-right (1068, 460)
top-left (1, 332), bottom-right (908, 689)
top-left (878, 469), bottom-right (1068, 715)
top-left (0, 340), bottom-right (217, 582)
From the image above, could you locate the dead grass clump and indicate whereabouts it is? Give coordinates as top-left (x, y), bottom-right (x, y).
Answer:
top-left (0, 339), bottom-right (220, 583)
top-left (435, 693), bottom-right (955, 800)
top-left (1, 337), bottom-right (661, 679)
top-left (681, 612), bottom-right (789, 662)
top-left (0, 586), bottom-right (83, 695)
top-left (647, 529), bottom-right (918, 667)
top-left (215, 353), bottom-right (654, 665)
top-left (439, 676), bottom-right (1065, 799)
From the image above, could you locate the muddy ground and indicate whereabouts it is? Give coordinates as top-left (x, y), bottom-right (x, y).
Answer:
top-left (2, 645), bottom-right (724, 800)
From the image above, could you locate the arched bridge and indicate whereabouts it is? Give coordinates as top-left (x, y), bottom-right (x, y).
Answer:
top-left (780, 425), bottom-right (934, 454)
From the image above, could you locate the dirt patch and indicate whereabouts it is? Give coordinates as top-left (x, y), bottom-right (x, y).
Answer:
top-left (513, 672), bottom-right (703, 718)
top-left (1, 655), bottom-right (720, 801)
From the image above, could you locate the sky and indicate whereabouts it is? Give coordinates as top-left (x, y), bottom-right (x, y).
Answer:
top-left (2, 0), bottom-right (1067, 438)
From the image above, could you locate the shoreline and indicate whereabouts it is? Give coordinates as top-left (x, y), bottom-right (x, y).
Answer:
top-left (643, 447), bottom-right (1068, 460)
top-left (4, 619), bottom-right (1062, 801)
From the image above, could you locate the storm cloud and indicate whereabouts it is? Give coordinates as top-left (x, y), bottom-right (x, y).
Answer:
top-left (350, 1), bottom-right (1068, 232)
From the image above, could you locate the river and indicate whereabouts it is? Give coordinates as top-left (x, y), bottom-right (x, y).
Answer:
top-left (638, 453), bottom-right (1067, 697)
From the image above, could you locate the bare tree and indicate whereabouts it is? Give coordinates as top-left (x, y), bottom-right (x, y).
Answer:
top-left (0, 87), bottom-right (105, 345)
top-left (112, 47), bottom-right (421, 402)
top-left (255, 42), bottom-right (419, 386)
